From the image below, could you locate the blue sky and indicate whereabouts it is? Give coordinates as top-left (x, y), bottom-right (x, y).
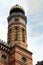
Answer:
top-left (0, 0), bottom-right (43, 65)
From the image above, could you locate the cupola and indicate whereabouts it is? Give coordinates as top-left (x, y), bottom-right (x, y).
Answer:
top-left (10, 4), bottom-right (25, 15)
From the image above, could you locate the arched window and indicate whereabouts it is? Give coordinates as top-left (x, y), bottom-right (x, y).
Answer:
top-left (22, 29), bottom-right (25, 42)
top-left (15, 27), bottom-right (18, 40)
top-left (1, 54), bottom-right (7, 60)
top-left (8, 28), bottom-right (12, 43)
top-left (22, 57), bottom-right (27, 62)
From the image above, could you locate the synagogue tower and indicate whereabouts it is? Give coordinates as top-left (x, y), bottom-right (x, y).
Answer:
top-left (0, 4), bottom-right (33, 65)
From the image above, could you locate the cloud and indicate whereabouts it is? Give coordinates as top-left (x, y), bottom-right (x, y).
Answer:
top-left (28, 0), bottom-right (43, 37)
top-left (38, 22), bottom-right (43, 26)
top-left (29, 0), bottom-right (42, 14)
top-left (30, 21), bottom-right (43, 37)
top-left (31, 32), bottom-right (39, 37)
top-left (30, 21), bottom-right (43, 30)
top-left (27, 33), bottom-right (43, 65)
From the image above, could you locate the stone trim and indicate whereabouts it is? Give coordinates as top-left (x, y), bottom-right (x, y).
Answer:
top-left (8, 23), bottom-right (26, 29)
top-left (10, 44), bottom-right (33, 54)
top-left (0, 43), bottom-right (10, 53)
top-left (9, 59), bottom-right (26, 65)
top-left (7, 13), bottom-right (27, 22)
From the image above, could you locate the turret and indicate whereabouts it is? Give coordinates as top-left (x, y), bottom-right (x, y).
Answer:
top-left (7, 4), bottom-right (27, 49)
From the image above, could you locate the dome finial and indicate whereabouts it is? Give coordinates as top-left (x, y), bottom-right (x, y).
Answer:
top-left (16, 4), bottom-right (19, 6)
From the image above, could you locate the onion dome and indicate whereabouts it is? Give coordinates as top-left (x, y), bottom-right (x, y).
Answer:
top-left (10, 4), bottom-right (25, 15)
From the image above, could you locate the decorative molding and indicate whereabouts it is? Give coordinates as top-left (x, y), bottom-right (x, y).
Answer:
top-left (7, 13), bottom-right (27, 22)
top-left (9, 59), bottom-right (26, 65)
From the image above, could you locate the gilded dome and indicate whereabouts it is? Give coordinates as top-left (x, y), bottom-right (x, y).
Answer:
top-left (10, 4), bottom-right (25, 15)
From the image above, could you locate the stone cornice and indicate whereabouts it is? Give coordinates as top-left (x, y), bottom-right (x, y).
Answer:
top-left (10, 44), bottom-right (33, 55)
top-left (7, 13), bottom-right (27, 23)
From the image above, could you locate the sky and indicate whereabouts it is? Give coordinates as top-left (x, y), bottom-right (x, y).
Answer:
top-left (0, 0), bottom-right (43, 65)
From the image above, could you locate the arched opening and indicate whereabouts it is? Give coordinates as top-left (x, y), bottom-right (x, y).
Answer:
top-left (22, 29), bottom-right (25, 42)
top-left (15, 27), bottom-right (19, 41)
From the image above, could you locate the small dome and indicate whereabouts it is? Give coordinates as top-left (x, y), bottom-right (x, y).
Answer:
top-left (10, 4), bottom-right (25, 15)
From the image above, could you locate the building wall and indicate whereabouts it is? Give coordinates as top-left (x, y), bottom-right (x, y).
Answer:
top-left (0, 50), bottom-right (9, 65)
top-left (9, 45), bottom-right (33, 65)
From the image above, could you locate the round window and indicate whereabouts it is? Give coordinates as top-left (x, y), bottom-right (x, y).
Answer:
top-left (22, 57), bottom-right (27, 62)
top-left (1, 54), bottom-right (7, 60)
